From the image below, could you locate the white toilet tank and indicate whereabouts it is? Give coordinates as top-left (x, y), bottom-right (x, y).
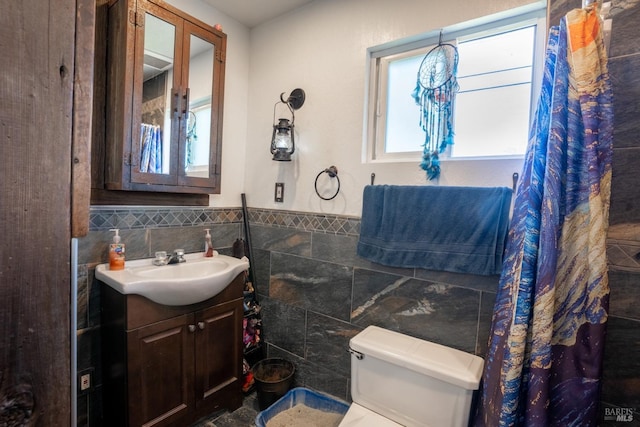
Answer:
top-left (347, 326), bottom-right (484, 427)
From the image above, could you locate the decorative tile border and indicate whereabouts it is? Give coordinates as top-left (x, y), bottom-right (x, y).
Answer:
top-left (89, 206), bottom-right (361, 236)
top-left (89, 206), bottom-right (243, 230)
top-left (248, 208), bottom-right (361, 236)
top-left (90, 206), bottom-right (640, 249)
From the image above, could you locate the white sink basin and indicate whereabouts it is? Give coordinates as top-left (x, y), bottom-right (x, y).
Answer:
top-left (95, 253), bottom-right (249, 306)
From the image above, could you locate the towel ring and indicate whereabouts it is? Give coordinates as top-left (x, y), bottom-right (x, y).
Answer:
top-left (314, 166), bottom-right (340, 200)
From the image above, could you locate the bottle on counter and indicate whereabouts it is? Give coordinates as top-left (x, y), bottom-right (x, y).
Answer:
top-left (204, 228), bottom-right (215, 257)
top-left (109, 228), bottom-right (125, 270)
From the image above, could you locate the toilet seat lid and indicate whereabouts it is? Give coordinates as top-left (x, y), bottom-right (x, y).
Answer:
top-left (339, 403), bottom-right (404, 427)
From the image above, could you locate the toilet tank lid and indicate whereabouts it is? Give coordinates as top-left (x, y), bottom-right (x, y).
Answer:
top-left (349, 326), bottom-right (484, 390)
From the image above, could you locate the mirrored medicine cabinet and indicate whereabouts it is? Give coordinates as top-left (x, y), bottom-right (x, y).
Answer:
top-left (103, 0), bottom-right (226, 196)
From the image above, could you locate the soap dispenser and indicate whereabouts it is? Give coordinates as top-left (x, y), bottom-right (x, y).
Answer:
top-left (109, 228), bottom-right (125, 270)
top-left (204, 229), bottom-right (215, 257)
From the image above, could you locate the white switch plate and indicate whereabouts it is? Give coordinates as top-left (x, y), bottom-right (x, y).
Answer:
top-left (80, 373), bottom-right (91, 391)
top-left (275, 182), bottom-right (284, 202)
top-left (78, 368), bottom-right (94, 393)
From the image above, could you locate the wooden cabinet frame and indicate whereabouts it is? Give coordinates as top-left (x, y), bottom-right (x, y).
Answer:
top-left (103, 0), bottom-right (226, 195)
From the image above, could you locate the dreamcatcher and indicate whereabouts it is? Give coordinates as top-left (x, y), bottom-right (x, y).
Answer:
top-left (412, 33), bottom-right (459, 180)
top-left (185, 111), bottom-right (197, 170)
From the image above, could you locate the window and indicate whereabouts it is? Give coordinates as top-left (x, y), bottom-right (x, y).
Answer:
top-left (366, 7), bottom-right (546, 163)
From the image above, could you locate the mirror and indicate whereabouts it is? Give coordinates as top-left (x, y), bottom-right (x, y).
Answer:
top-left (139, 13), bottom-right (216, 179)
top-left (140, 13), bottom-right (174, 175)
top-left (185, 34), bottom-right (214, 179)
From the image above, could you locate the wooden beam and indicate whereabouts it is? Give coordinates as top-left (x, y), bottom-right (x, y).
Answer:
top-left (72, 0), bottom-right (96, 238)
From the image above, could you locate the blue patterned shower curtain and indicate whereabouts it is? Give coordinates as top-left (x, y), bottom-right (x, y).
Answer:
top-left (474, 7), bottom-right (613, 427)
top-left (140, 123), bottom-right (163, 173)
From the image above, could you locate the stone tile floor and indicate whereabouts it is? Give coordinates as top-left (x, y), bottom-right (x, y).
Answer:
top-left (191, 392), bottom-right (261, 427)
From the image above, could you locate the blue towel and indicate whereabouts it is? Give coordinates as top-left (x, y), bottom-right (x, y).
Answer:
top-left (357, 185), bottom-right (512, 275)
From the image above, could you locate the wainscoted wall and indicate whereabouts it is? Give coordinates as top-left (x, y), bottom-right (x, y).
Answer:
top-left (602, 224), bottom-right (640, 422)
top-left (237, 208), bottom-right (640, 420)
top-left (75, 206), bottom-right (500, 424)
top-left (248, 210), bottom-right (640, 420)
top-left (77, 204), bottom-right (640, 424)
top-left (246, 208), bottom-right (501, 401)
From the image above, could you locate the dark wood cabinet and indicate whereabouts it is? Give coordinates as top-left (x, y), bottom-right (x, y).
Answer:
top-left (101, 273), bottom-right (244, 427)
top-left (195, 300), bottom-right (243, 410)
top-left (127, 313), bottom-right (194, 426)
top-left (103, 0), bottom-right (226, 195)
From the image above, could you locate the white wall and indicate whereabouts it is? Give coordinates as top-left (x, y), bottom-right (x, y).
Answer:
top-left (245, 0), bottom-right (544, 216)
top-left (166, 0), bottom-right (251, 208)
top-left (167, 0), bottom-right (543, 214)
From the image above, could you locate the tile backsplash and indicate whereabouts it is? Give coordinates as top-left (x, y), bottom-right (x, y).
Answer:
top-left (89, 206), bottom-right (243, 230)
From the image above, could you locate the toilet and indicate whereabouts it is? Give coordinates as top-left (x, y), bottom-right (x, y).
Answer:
top-left (339, 326), bottom-right (484, 427)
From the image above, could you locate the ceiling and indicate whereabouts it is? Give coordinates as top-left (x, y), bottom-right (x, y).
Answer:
top-left (202, 0), bottom-right (316, 28)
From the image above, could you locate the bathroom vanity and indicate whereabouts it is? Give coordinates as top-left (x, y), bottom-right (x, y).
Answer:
top-left (100, 272), bottom-right (244, 427)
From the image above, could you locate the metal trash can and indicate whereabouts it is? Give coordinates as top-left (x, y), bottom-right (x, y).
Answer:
top-left (252, 358), bottom-right (295, 410)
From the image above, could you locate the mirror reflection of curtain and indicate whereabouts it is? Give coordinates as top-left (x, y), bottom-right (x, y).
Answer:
top-left (140, 70), bottom-right (168, 174)
top-left (140, 123), bottom-right (162, 173)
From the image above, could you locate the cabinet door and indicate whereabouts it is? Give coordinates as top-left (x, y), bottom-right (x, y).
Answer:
top-left (194, 299), bottom-right (243, 411)
top-left (125, 0), bottom-right (225, 193)
top-left (130, 0), bottom-right (182, 186)
top-left (177, 20), bottom-right (225, 190)
top-left (127, 313), bottom-right (195, 427)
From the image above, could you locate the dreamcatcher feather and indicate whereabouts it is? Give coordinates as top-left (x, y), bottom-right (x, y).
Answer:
top-left (412, 38), bottom-right (459, 180)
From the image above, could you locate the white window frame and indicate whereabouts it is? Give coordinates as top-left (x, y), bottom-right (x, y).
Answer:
top-left (363, 5), bottom-right (547, 164)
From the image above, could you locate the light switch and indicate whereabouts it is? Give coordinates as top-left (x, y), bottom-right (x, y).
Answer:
top-left (275, 182), bottom-right (284, 202)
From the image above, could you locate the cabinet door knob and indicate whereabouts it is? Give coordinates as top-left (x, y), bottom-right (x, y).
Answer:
top-left (188, 324), bottom-right (196, 333)
top-left (197, 321), bottom-right (205, 330)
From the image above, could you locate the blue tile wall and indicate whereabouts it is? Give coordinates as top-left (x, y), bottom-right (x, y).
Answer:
top-left (248, 221), bottom-right (500, 402)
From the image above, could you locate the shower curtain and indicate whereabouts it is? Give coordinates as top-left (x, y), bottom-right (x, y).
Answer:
top-left (140, 123), bottom-right (163, 173)
top-left (474, 7), bottom-right (613, 427)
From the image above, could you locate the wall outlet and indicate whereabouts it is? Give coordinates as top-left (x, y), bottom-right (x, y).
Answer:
top-left (78, 368), bottom-right (94, 393)
top-left (80, 373), bottom-right (91, 391)
top-left (275, 182), bottom-right (284, 202)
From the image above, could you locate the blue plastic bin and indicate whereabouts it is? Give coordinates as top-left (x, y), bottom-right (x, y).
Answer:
top-left (255, 387), bottom-right (349, 427)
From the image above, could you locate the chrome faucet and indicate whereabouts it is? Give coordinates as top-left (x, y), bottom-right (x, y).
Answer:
top-left (167, 249), bottom-right (186, 264)
top-left (152, 249), bottom-right (186, 265)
